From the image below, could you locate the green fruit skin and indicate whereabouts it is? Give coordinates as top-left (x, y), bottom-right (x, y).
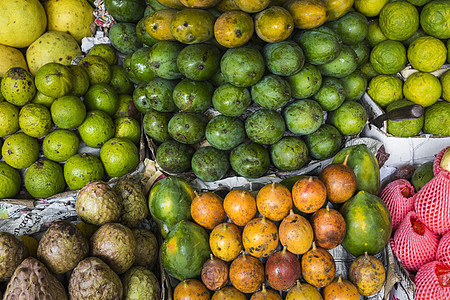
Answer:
top-left (88, 44), bottom-right (118, 65)
top-left (143, 109), bottom-right (172, 143)
top-left (411, 161), bottom-right (434, 191)
top-left (419, 0), bottom-right (450, 39)
top-left (332, 144), bottom-right (380, 195)
top-left (229, 142), bottom-right (270, 178)
top-left (33, 63), bottom-right (73, 98)
top-left (136, 16), bottom-right (159, 46)
top-left (340, 191), bottom-right (392, 257)
top-left (316, 45), bottom-right (358, 78)
top-left (245, 109), bottom-right (285, 145)
top-left (220, 47), bottom-right (265, 88)
top-left (205, 115), bottom-right (245, 150)
top-left (105, 0), bottom-right (146, 23)
top-left (64, 153), bottom-right (105, 190)
top-left (304, 124), bottom-right (342, 160)
top-left (68, 65), bottom-right (90, 97)
top-left (177, 43), bottom-right (221, 81)
top-left (329, 101), bottom-right (368, 136)
top-left (313, 77), bottom-right (346, 111)
top-left (1, 67), bottom-right (36, 106)
top-left (294, 26), bottom-right (342, 65)
top-left (114, 117), bottom-right (140, 145)
top-left (352, 40), bottom-right (370, 68)
top-left (133, 84), bottom-right (153, 113)
top-left (148, 176), bottom-right (195, 238)
top-left (43, 129), bottom-right (79, 162)
top-left (284, 99), bottom-right (324, 135)
top-left (109, 22), bottom-right (143, 55)
top-left (341, 71), bottom-right (368, 101)
top-left (423, 101), bottom-right (450, 136)
top-left (51, 95), bottom-right (87, 129)
top-left (173, 79), bottom-right (213, 112)
top-left (148, 41), bottom-right (184, 80)
top-left (191, 146), bottom-right (230, 182)
top-left (386, 100), bottom-right (424, 137)
top-left (0, 101), bottom-right (19, 137)
top-left (0, 161), bottom-right (21, 198)
top-left (369, 40), bottom-right (407, 75)
top-left (110, 65), bottom-right (134, 95)
top-left (78, 110), bottom-right (115, 148)
top-left (2, 132), bottom-right (39, 169)
top-left (24, 160), bottom-right (66, 199)
top-left (251, 75), bottom-right (291, 110)
top-left (155, 140), bottom-right (194, 173)
top-left (79, 55), bottom-right (112, 85)
top-left (263, 40), bottom-right (305, 76)
top-left (100, 137), bottom-right (140, 178)
top-left (31, 91), bottom-right (55, 108)
top-left (114, 94), bottom-right (139, 119)
top-left (84, 83), bottom-right (120, 116)
top-left (280, 175), bottom-right (306, 192)
top-left (170, 9), bottom-right (215, 44)
top-left (212, 83), bottom-right (251, 116)
top-left (160, 220), bottom-right (211, 280)
top-left (270, 137), bottom-right (309, 171)
top-left (326, 11), bottom-right (368, 45)
top-left (144, 78), bottom-right (178, 112)
top-left (123, 47), bottom-right (156, 85)
top-left (168, 112), bottom-right (207, 144)
top-left (18, 103), bottom-right (52, 138)
top-left (286, 63), bottom-right (322, 99)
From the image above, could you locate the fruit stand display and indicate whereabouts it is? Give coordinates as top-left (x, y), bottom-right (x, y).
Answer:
top-left (0, 0), bottom-right (449, 299)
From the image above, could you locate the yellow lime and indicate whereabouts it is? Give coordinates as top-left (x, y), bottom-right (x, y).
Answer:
top-left (354, 0), bottom-right (389, 17)
top-left (441, 70), bottom-right (450, 102)
top-left (370, 40), bottom-right (407, 75)
top-left (367, 19), bottom-right (388, 47)
top-left (420, 0), bottom-right (450, 39)
top-left (368, 75), bottom-right (403, 108)
top-left (19, 235), bottom-right (38, 258)
top-left (403, 72), bottom-right (442, 107)
top-left (18, 103), bottom-right (52, 138)
top-left (0, 101), bottom-right (19, 137)
top-left (407, 36), bottom-right (447, 72)
top-left (423, 101), bottom-right (450, 135)
top-left (386, 99), bottom-right (424, 137)
top-left (379, 1), bottom-right (419, 41)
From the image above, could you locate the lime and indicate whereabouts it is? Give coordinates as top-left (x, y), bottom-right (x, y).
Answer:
top-left (330, 101), bottom-right (368, 136)
top-left (64, 153), bottom-right (105, 190)
top-left (370, 40), bottom-right (407, 75)
top-left (2, 132), bottom-right (39, 169)
top-left (420, 0), bottom-right (450, 39)
top-left (326, 11), bottom-right (368, 45)
top-left (0, 161), bottom-right (21, 198)
top-left (341, 70), bottom-right (368, 101)
top-left (84, 83), bottom-right (119, 116)
top-left (367, 20), bottom-right (388, 47)
top-left (360, 61), bottom-right (380, 79)
top-left (403, 72), bottom-right (441, 107)
top-left (114, 117), bottom-right (141, 145)
top-left (51, 95), bottom-right (87, 129)
top-left (68, 65), bottom-right (90, 97)
top-left (354, 0), bottom-right (389, 17)
top-left (401, 27), bottom-right (427, 48)
top-left (18, 103), bottom-right (52, 138)
top-left (78, 110), bottom-right (115, 148)
top-left (423, 101), bottom-right (450, 135)
top-left (0, 101), bottom-right (19, 137)
top-left (386, 99), bottom-right (424, 137)
top-left (100, 137), bottom-right (140, 178)
top-left (1, 67), bottom-right (36, 106)
top-left (88, 44), bottom-right (117, 65)
top-left (24, 160), bottom-right (66, 199)
top-left (407, 36), bottom-right (447, 72)
top-left (368, 75), bottom-right (403, 108)
top-left (441, 70), bottom-right (450, 102)
top-left (379, 1), bottom-right (419, 41)
top-left (42, 129), bottom-right (79, 162)
top-left (31, 91), bottom-right (56, 108)
top-left (34, 63), bottom-right (73, 98)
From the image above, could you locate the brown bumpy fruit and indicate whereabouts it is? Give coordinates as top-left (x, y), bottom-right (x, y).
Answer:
top-left (319, 155), bottom-right (357, 204)
top-left (223, 189), bottom-right (257, 226)
top-left (191, 191), bottom-right (227, 230)
top-left (0, 232), bottom-right (29, 282)
top-left (279, 209), bottom-right (314, 255)
top-left (201, 254), bottom-right (229, 291)
top-left (229, 253), bottom-right (265, 294)
top-left (173, 279), bottom-right (211, 300)
top-left (292, 176), bottom-right (327, 214)
top-left (242, 216), bottom-right (279, 258)
top-left (310, 206), bottom-right (346, 250)
top-left (113, 178), bottom-right (149, 228)
top-left (209, 222), bottom-right (242, 261)
top-left (132, 228), bottom-right (159, 270)
top-left (256, 182), bottom-right (293, 221)
top-left (301, 242), bottom-right (336, 288)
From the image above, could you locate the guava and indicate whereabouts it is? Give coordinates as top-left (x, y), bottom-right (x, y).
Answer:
top-left (84, 83), bottom-right (119, 116)
top-left (24, 160), bottom-right (66, 198)
top-left (251, 75), bottom-right (291, 110)
top-left (270, 137), bottom-right (309, 171)
top-left (205, 115), bottom-right (245, 150)
top-left (144, 77), bottom-right (178, 112)
top-left (1, 67), bottom-right (36, 106)
top-left (229, 142), bottom-right (270, 178)
top-left (212, 83), bottom-right (251, 117)
top-left (78, 110), bottom-right (115, 148)
top-left (191, 146), bottom-right (230, 182)
top-left (68, 65), bottom-right (90, 97)
top-left (79, 55), bottom-right (112, 85)
top-left (64, 153), bottom-right (105, 190)
top-left (2, 132), bottom-right (39, 169)
top-left (100, 137), bottom-right (140, 178)
top-left (168, 112), bottom-right (208, 144)
top-left (0, 162), bottom-right (21, 198)
top-left (114, 117), bottom-right (141, 145)
top-left (42, 129), bottom-right (79, 162)
top-left (284, 99), bottom-right (324, 135)
top-left (34, 62), bottom-right (73, 98)
top-left (18, 103), bottom-right (52, 138)
top-left (142, 109), bottom-right (172, 143)
top-left (0, 101), bottom-right (19, 137)
top-left (155, 140), bottom-right (194, 173)
top-left (245, 109), bottom-right (285, 145)
top-left (172, 79), bottom-right (213, 112)
top-left (87, 44), bottom-right (118, 65)
top-left (50, 95), bottom-right (86, 129)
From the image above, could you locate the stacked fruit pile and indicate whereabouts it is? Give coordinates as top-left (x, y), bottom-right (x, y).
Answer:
top-left (380, 147), bottom-right (450, 299)
top-left (0, 43), bottom-right (142, 200)
top-left (0, 178), bottom-right (161, 299)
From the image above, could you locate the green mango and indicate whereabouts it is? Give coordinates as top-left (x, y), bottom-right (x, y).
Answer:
top-left (109, 22), bottom-right (143, 55)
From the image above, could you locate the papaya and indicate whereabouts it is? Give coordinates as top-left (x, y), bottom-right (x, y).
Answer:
top-left (340, 191), bottom-right (392, 257)
top-left (148, 176), bottom-right (195, 238)
top-left (161, 220), bottom-right (211, 281)
top-left (332, 144), bottom-right (380, 195)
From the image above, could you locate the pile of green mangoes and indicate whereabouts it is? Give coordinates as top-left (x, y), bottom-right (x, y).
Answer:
top-left (104, 0), bottom-right (374, 182)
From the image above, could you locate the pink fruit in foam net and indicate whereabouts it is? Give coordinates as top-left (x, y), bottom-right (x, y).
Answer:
top-left (415, 170), bottom-right (450, 235)
top-left (437, 231), bottom-right (450, 268)
top-left (434, 146), bottom-right (450, 176)
top-left (380, 179), bottom-right (415, 232)
top-left (392, 211), bottom-right (439, 272)
top-left (415, 260), bottom-right (450, 300)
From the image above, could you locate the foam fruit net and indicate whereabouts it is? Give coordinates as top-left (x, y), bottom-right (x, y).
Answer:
top-left (392, 211), bottom-right (439, 272)
top-left (434, 146), bottom-right (449, 176)
top-left (380, 179), bottom-right (415, 232)
top-left (415, 170), bottom-right (450, 235)
top-left (415, 261), bottom-right (450, 299)
top-left (437, 231), bottom-right (450, 268)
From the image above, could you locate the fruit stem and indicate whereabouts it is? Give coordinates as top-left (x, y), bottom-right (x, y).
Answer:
top-left (343, 153), bottom-right (350, 166)
top-left (262, 283), bottom-right (267, 292)
top-left (326, 206), bottom-right (330, 213)
top-left (312, 241), bottom-right (316, 251)
top-left (210, 253), bottom-right (214, 260)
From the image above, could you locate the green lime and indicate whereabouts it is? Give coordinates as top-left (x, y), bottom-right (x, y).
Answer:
top-left (64, 153), bottom-right (105, 190)
top-left (441, 69), bottom-right (450, 102)
top-left (31, 91), bottom-right (56, 108)
top-left (379, 1), bottom-right (419, 41)
top-left (42, 129), bottom-right (79, 162)
top-left (0, 161), bottom-right (21, 198)
top-left (2, 132), bottom-right (39, 169)
top-left (88, 44), bottom-right (118, 65)
top-left (407, 36), bottom-right (447, 72)
top-left (423, 101), bottom-right (450, 135)
top-left (341, 70), bottom-right (368, 101)
top-left (18, 103), bottom-right (52, 138)
top-left (78, 110), bottom-right (115, 148)
top-left (51, 95), bottom-right (87, 129)
top-left (84, 83), bottom-right (119, 116)
top-left (100, 137), bottom-right (140, 178)
top-left (367, 20), bottom-right (388, 47)
top-left (0, 101), bottom-right (19, 137)
top-left (370, 40), bottom-right (407, 75)
top-left (420, 0), bottom-right (450, 39)
top-left (403, 72), bottom-right (441, 107)
top-left (68, 65), bottom-right (90, 97)
top-left (368, 75), bottom-right (403, 108)
top-left (24, 160), bottom-right (66, 199)
top-left (386, 99), bottom-right (424, 137)
top-left (114, 117), bottom-right (141, 145)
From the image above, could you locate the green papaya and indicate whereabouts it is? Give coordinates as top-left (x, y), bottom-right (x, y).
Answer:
top-left (332, 144), bottom-right (380, 195)
top-left (148, 176), bottom-right (195, 238)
